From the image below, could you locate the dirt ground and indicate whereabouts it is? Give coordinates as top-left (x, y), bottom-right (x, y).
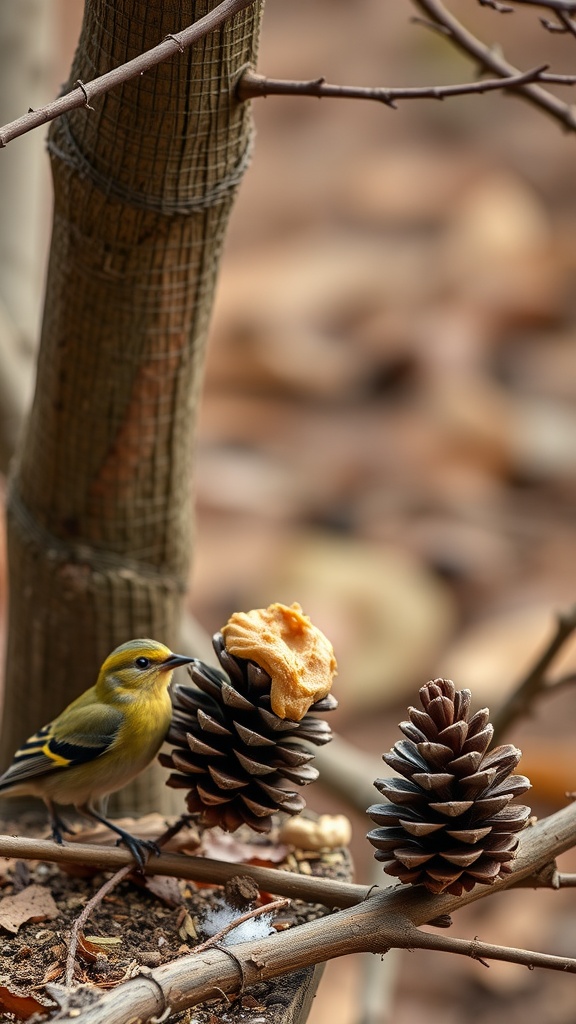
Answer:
top-left (0, 814), bottom-right (351, 1022)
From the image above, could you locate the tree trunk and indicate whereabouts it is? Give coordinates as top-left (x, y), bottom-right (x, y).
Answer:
top-left (1, 0), bottom-right (263, 815)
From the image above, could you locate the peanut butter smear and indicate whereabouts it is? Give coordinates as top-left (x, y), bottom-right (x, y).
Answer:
top-left (221, 602), bottom-right (337, 721)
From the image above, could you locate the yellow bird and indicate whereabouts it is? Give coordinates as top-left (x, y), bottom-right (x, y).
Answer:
top-left (0, 639), bottom-right (194, 867)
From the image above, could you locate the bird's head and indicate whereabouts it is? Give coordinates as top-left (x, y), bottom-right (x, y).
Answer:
top-left (96, 639), bottom-right (195, 700)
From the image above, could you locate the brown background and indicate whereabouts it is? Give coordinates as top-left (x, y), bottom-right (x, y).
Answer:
top-left (5, 1), bottom-right (576, 1020)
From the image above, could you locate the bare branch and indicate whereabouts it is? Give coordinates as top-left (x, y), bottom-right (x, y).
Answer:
top-left (0, 834), bottom-right (370, 909)
top-left (541, 15), bottom-right (573, 29)
top-left (557, 9), bottom-right (576, 33)
top-left (498, 0), bottom-right (576, 10)
top-left (491, 604), bottom-right (576, 744)
top-left (412, 930), bottom-right (576, 972)
top-left (556, 873), bottom-right (576, 886)
top-left (412, 0), bottom-right (576, 131)
top-left (41, 799), bottom-right (576, 1023)
top-left (0, 0), bottom-right (258, 148)
top-left (238, 65), bottom-right (552, 107)
top-left (539, 71), bottom-right (576, 82)
top-left (478, 0), bottom-right (515, 11)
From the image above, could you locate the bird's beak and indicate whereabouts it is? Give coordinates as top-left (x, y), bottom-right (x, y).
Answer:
top-left (162, 653), bottom-right (196, 670)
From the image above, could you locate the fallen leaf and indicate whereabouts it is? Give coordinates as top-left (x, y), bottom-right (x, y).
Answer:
top-left (0, 984), bottom-right (54, 1020)
top-left (83, 935), bottom-right (123, 948)
top-left (74, 932), bottom-right (122, 966)
top-left (0, 885), bottom-right (59, 935)
top-left (39, 962), bottom-right (64, 986)
top-left (178, 911), bottom-right (198, 942)
top-left (200, 829), bottom-right (289, 864)
top-left (132, 873), bottom-right (184, 908)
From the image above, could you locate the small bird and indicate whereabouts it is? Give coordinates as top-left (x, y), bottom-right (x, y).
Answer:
top-left (0, 638), bottom-right (194, 867)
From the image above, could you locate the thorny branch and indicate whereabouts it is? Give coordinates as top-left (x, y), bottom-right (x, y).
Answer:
top-left (0, 0), bottom-right (260, 147)
top-left (484, 0), bottom-right (576, 11)
top-left (237, 65), bottom-right (556, 106)
top-left (411, 0), bottom-right (576, 130)
top-left (3, 1), bottom-right (576, 148)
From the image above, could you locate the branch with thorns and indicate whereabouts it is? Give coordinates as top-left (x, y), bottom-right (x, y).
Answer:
top-left (412, 0), bottom-right (576, 130)
top-left (237, 65), bottom-right (555, 106)
top-left (2, 0), bottom-right (576, 148)
top-left (481, 0), bottom-right (576, 12)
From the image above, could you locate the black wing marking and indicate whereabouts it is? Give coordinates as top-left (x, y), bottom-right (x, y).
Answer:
top-left (0, 705), bottom-right (123, 790)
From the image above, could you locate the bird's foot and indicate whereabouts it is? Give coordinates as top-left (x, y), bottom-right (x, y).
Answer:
top-left (115, 833), bottom-right (160, 870)
top-left (50, 814), bottom-right (76, 844)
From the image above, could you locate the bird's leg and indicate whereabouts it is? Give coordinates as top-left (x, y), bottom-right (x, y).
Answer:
top-left (79, 805), bottom-right (160, 870)
top-left (46, 799), bottom-right (76, 843)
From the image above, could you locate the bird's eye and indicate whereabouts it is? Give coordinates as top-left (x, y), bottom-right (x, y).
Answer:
top-left (135, 656), bottom-right (150, 670)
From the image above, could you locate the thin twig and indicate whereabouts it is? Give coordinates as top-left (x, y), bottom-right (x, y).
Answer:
top-left (479, 0), bottom-right (515, 11)
top-left (65, 866), bottom-right (132, 988)
top-left (558, 8), bottom-right (576, 32)
top-left (491, 604), bottom-right (576, 744)
top-left (543, 670), bottom-right (576, 692)
top-left (412, 929), bottom-right (576, 972)
top-left (64, 821), bottom-right (202, 987)
top-left (539, 72), bottom-right (576, 82)
top-left (0, 0), bottom-right (258, 148)
top-left (411, 0), bottom-right (576, 131)
top-left (193, 898), bottom-right (289, 953)
top-left (238, 65), bottom-right (551, 107)
top-left (497, 0), bottom-right (576, 10)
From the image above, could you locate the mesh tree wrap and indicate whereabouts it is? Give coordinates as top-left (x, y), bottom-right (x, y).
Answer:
top-left (1, 0), bottom-right (264, 815)
top-left (160, 633), bottom-right (337, 832)
top-left (367, 678), bottom-right (531, 895)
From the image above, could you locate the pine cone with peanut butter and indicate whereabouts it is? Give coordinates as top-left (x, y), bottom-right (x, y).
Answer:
top-left (161, 603), bottom-right (338, 832)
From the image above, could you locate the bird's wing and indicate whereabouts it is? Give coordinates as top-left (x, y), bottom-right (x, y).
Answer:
top-left (0, 704), bottom-right (124, 789)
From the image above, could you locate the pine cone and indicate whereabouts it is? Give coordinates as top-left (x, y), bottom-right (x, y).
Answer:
top-left (160, 633), bottom-right (337, 833)
top-left (367, 678), bottom-right (531, 896)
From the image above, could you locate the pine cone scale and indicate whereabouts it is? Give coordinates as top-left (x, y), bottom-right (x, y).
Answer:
top-left (234, 722), bottom-right (277, 747)
top-left (448, 751), bottom-right (482, 774)
top-left (445, 826), bottom-right (492, 844)
top-left (197, 710), bottom-right (233, 736)
top-left (208, 766), bottom-right (248, 790)
top-left (400, 820), bottom-right (445, 837)
top-left (395, 848), bottom-right (435, 869)
top-left (428, 800), bottom-right (474, 816)
top-left (412, 771), bottom-right (454, 792)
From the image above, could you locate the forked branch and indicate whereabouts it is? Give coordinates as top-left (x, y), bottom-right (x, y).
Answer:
top-left (40, 797), bottom-right (576, 1022)
top-left (411, 0), bottom-right (576, 130)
